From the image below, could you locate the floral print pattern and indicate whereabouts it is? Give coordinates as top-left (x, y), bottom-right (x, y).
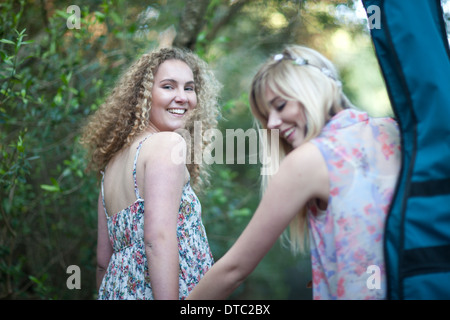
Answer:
top-left (308, 109), bottom-right (401, 299)
top-left (98, 135), bottom-right (214, 300)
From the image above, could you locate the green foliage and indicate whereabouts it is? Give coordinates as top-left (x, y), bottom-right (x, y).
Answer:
top-left (0, 0), bottom-right (125, 299)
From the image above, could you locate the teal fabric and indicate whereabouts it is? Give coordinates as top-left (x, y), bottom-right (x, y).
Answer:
top-left (362, 0), bottom-right (450, 299)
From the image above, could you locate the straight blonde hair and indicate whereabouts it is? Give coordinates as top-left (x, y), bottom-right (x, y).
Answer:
top-left (249, 45), bottom-right (353, 254)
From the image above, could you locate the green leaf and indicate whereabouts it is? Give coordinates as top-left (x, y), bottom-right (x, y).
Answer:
top-left (0, 39), bottom-right (15, 45)
top-left (110, 12), bottom-right (122, 25)
top-left (53, 93), bottom-right (63, 106)
top-left (94, 11), bottom-right (105, 22)
top-left (231, 208), bottom-right (251, 217)
top-left (29, 275), bottom-right (41, 285)
top-left (41, 178), bottom-right (61, 192)
top-left (40, 184), bottom-right (60, 192)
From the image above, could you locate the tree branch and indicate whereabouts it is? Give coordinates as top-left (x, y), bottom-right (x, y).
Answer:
top-left (173, 0), bottom-right (211, 50)
top-left (205, 0), bottom-right (253, 43)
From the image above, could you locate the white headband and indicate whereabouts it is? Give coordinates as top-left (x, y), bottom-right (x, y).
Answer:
top-left (273, 53), bottom-right (342, 86)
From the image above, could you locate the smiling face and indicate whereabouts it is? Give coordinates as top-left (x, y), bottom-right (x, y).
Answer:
top-left (149, 59), bottom-right (197, 132)
top-left (265, 86), bottom-right (307, 149)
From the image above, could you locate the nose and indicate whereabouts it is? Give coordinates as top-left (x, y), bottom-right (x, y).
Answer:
top-left (267, 110), bottom-right (282, 129)
top-left (174, 88), bottom-right (188, 104)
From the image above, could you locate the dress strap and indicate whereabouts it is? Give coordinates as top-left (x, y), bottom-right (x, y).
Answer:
top-left (133, 134), bottom-right (154, 200)
top-left (100, 168), bottom-right (109, 217)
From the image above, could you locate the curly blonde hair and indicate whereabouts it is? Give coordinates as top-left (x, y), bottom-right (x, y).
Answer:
top-left (80, 47), bottom-right (221, 191)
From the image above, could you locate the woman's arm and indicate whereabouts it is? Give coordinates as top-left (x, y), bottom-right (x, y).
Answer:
top-left (187, 142), bottom-right (329, 299)
top-left (143, 132), bottom-right (187, 300)
top-left (96, 191), bottom-right (113, 291)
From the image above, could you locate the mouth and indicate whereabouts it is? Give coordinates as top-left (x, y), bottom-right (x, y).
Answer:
top-left (281, 127), bottom-right (295, 141)
top-left (167, 108), bottom-right (187, 116)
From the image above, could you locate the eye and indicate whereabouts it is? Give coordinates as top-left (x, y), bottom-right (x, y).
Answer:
top-left (162, 84), bottom-right (173, 90)
top-left (276, 101), bottom-right (286, 111)
top-left (185, 82), bottom-right (196, 91)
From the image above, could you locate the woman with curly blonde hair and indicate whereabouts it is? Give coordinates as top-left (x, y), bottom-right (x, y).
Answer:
top-left (80, 47), bottom-right (221, 299)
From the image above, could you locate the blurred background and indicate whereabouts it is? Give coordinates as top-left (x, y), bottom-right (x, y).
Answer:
top-left (1, 0), bottom-right (449, 299)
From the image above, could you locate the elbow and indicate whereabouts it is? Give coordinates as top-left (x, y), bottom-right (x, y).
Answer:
top-left (144, 228), bottom-right (177, 255)
top-left (96, 264), bottom-right (108, 291)
top-left (97, 263), bottom-right (108, 274)
top-left (144, 237), bottom-right (167, 259)
top-left (96, 252), bottom-right (111, 275)
top-left (233, 266), bottom-right (251, 288)
top-left (220, 260), bottom-right (251, 293)
top-left (144, 240), bottom-right (154, 257)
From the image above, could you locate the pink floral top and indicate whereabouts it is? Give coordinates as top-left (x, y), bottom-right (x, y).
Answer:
top-left (308, 109), bottom-right (401, 299)
top-left (97, 134), bottom-right (214, 300)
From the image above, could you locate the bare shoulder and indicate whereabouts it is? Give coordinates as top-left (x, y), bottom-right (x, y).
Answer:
top-left (278, 142), bottom-right (329, 200)
top-left (139, 131), bottom-right (187, 165)
top-left (145, 131), bottom-right (186, 149)
top-left (282, 142), bottom-right (324, 169)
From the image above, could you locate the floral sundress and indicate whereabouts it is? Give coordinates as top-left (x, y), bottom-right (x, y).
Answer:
top-left (308, 109), bottom-right (401, 299)
top-left (97, 134), bottom-right (214, 300)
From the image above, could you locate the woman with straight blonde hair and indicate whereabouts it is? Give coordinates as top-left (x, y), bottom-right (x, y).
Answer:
top-left (188, 45), bottom-right (401, 300)
top-left (80, 47), bottom-right (221, 299)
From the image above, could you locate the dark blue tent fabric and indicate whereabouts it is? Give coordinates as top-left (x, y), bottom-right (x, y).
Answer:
top-left (362, 0), bottom-right (450, 299)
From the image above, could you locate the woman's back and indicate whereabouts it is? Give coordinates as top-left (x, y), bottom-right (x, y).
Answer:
top-left (308, 109), bottom-right (401, 299)
top-left (98, 133), bottom-right (214, 299)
